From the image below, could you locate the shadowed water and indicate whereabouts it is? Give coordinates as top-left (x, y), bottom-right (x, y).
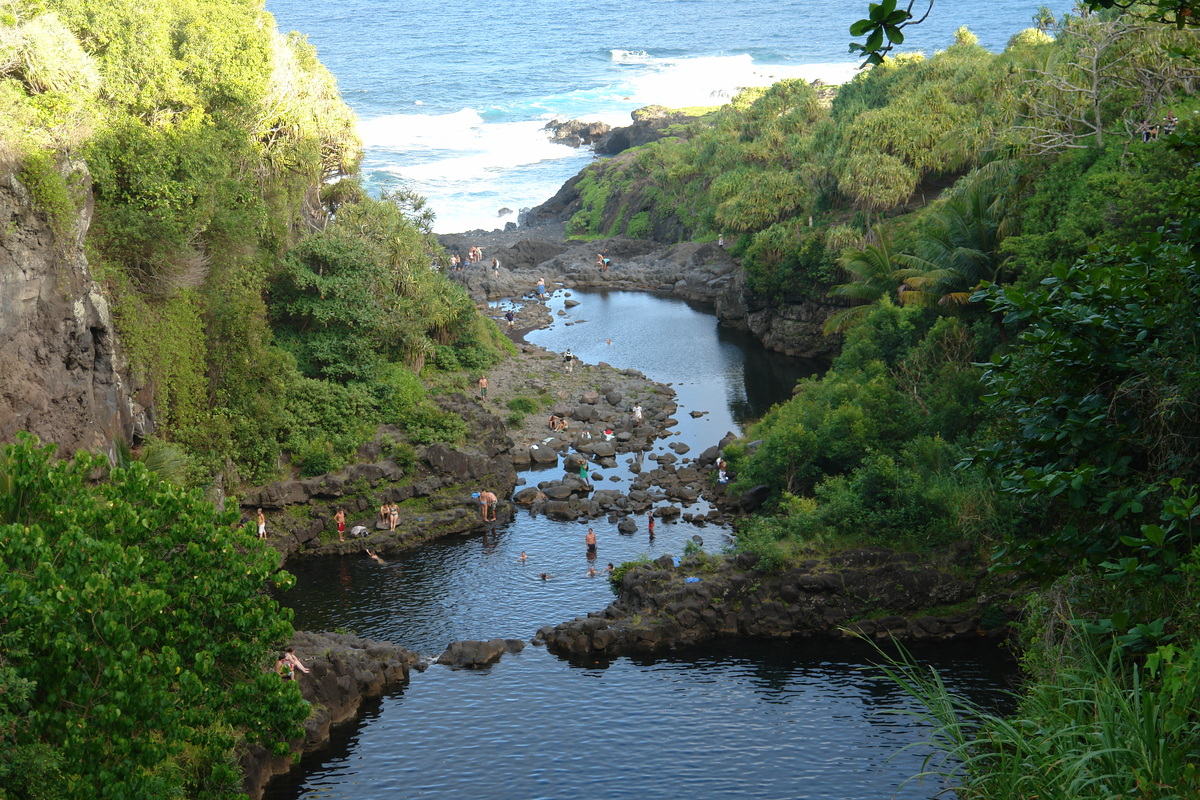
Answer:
top-left (271, 292), bottom-right (1014, 799)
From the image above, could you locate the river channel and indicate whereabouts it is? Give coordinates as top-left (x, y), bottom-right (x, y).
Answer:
top-left (268, 289), bottom-right (1016, 800)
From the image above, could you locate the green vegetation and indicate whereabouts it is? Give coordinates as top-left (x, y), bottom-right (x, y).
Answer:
top-left (0, 2), bottom-right (520, 796)
top-left (561, 8), bottom-right (1200, 797)
top-left (0, 436), bottom-right (308, 798)
top-left (1, 0), bottom-right (512, 486)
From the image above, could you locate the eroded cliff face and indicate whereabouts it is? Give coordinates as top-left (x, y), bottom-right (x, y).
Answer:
top-left (0, 164), bottom-right (142, 457)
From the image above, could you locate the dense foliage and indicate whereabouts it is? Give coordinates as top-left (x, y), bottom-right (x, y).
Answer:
top-left (0, 0), bottom-right (511, 486)
top-left (705, 10), bottom-right (1200, 798)
top-left (0, 436), bottom-right (308, 799)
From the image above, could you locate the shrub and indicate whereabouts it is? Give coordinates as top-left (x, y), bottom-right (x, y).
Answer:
top-left (507, 397), bottom-right (539, 414)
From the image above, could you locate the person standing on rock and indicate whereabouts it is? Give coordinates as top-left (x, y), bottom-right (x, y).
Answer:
top-left (563, 348), bottom-right (575, 375)
top-left (257, 508), bottom-right (266, 540)
top-left (505, 309), bottom-right (515, 328)
top-left (632, 403), bottom-right (643, 424)
top-left (585, 528), bottom-right (597, 555)
top-left (479, 490), bottom-right (498, 522)
top-left (536, 277), bottom-right (546, 300)
top-left (491, 257), bottom-right (500, 276)
top-left (478, 374), bottom-right (489, 398)
top-left (334, 508), bottom-right (346, 542)
top-left (579, 460), bottom-right (592, 489)
top-left (389, 502), bottom-right (399, 532)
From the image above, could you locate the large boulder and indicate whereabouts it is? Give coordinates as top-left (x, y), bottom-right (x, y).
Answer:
top-left (436, 639), bottom-right (508, 669)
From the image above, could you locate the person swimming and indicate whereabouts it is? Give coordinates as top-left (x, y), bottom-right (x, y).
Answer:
top-left (519, 551), bottom-right (528, 562)
top-left (540, 572), bottom-right (553, 581)
top-left (364, 548), bottom-right (386, 564)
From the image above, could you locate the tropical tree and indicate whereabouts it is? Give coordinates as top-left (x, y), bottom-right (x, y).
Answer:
top-left (824, 228), bottom-right (908, 333)
top-left (0, 435), bottom-right (307, 799)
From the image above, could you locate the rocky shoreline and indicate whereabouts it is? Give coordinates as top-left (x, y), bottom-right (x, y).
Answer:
top-left (438, 223), bottom-right (841, 362)
top-left (241, 632), bottom-right (422, 799)
top-left (538, 547), bottom-right (1014, 659)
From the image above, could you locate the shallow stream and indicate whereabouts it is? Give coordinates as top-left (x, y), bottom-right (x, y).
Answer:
top-left (268, 290), bottom-right (1016, 800)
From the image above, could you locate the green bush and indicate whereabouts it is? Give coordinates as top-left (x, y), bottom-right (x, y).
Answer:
top-left (609, 554), bottom-right (651, 593)
top-left (0, 436), bottom-right (307, 798)
top-left (507, 397), bottom-right (539, 414)
top-left (295, 437), bottom-right (338, 477)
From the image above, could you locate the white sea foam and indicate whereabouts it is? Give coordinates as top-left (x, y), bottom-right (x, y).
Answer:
top-left (619, 53), bottom-right (859, 109)
top-left (610, 49), bottom-right (653, 64)
top-left (359, 53), bottom-right (859, 232)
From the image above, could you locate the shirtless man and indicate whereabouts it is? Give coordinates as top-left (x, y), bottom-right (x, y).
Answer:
top-left (478, 375), bottom-right (489, 398)
top-left (334, 508), bottom-right (346, 542)
top-left (479, 490), bottom-right (498, 522)
top-left (585, 528), bottom-right (597, 554)
top-left (257, 508), bottom-right (266, 540)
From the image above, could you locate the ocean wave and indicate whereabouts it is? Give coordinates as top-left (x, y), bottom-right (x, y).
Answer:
top-left (610, 49), bottom-right (653, 64)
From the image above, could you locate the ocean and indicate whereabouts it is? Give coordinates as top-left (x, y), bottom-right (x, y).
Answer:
top-left (265, 0), bottom-right (1071, 233)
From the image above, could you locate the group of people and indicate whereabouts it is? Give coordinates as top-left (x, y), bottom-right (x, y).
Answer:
top-left (1139, 112), bottom-right (1177, 142)
top-left (379, 500), bottom-right (400, 532)
top-left (449, 246), bottom-right (492, 271)
top-left (547, 414), bottom-right (569, 432)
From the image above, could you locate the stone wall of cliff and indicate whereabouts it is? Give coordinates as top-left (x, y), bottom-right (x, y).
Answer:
top-left (0, 163), bottom-right (144, 456)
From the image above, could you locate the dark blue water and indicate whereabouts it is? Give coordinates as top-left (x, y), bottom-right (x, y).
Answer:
top-left (265, 0), bottom-right (1072, 231)
top-left (270, 292), bottom-right (1015, 800)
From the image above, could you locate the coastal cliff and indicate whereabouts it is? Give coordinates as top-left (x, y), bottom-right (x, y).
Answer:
top-left (0, 162), bottom-right (144, 456)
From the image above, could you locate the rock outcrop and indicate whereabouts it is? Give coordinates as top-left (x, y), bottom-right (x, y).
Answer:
top-left (595, 105), bottom-right (706, 155)
top-left (543, 118), bottom-right (612, 148)
top-left (0, 162), bottom-right (143, 456)
top-left (243, 631), bottom-right (422, 799)
top-left (538, 548), bottom-right (1011, 657)
top-left (436, 638), bottom-right (525, 668)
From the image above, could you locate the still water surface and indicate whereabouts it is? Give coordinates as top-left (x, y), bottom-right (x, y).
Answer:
top-left (270, 291), bottom-right (1014, 799)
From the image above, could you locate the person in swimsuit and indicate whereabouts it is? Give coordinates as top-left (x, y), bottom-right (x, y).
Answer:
top-left (380, 501), bottom-right (390, 527)
top-left (478, 490), bottom-right (498, 522)
top-left (519, 551), bottom-right (528, 562)
top-left (284, 647), bottom-right (310, 678)
top-left (647, 511), bottom-right (655, 535)
top-left (334, 508), bottom-right (346, 542)
top-left (257, 508), bottom-right (266, 540)
top-left (365, 548), bottom-right (386, 564)
top-left (389, 502), bottom-right (399, 532)
top-left (585, 528), bottom-right (597, 554)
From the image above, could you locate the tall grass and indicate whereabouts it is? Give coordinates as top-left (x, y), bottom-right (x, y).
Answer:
top-left (871, 635), bottom-right (1200, 800)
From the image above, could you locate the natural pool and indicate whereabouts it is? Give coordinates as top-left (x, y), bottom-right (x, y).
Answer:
top-left (268, 289), bottom-right (1016, 800)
